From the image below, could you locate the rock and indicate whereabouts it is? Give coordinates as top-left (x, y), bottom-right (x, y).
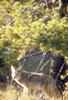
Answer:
top-left (30, 7), bottom-right (43, 21)
top-left (41, 16), bottom-right (51, 23)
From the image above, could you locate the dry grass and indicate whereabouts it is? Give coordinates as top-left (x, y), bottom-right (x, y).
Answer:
top-left (0, 87), bottom-right (32, 100)
top-left (0, 83), bottom-right (68, 100)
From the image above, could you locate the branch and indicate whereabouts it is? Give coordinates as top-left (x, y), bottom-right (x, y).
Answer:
top-left (36, 52), bottom-right (47, 72)
top-left (14, 78), bottom-right (28, 94)
top-left (18, 51), bottom-right (42, 61)
top-left (36, 51), bottom-right (52, 72)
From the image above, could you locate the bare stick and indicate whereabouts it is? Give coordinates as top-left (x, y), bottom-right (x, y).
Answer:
top-left (14, 78), bottom-right (28, 95)
top-left (39, 60), bottom-right (50, 72)
top-left (36, 51), bottom-right (51, 72)
top-left (36, 52), bottom-right (47, 72)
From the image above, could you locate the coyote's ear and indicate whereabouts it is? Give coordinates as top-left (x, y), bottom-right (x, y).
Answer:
top-left (11, 65), bottom-right (16, 79)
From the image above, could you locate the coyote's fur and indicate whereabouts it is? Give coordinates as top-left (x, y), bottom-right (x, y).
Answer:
top-left (11, 66), bottom-right (62, 98)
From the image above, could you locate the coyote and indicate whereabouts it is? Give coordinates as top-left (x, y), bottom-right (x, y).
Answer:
top-left (11, 51), bottom-right (67, 99)
top-left (11, 65), bottom-right (61, 98)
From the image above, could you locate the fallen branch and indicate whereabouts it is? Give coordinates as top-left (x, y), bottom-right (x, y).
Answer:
top-left (36, 51), bottom-right (52, 72)
top-left (23, 51), bottom-right (42, 58)
top-left (14, 78), bottom-right (28, 95)
top-left (36, 52), bottom-right (47, 72)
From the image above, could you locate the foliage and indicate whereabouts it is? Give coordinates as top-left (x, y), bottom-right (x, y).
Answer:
top-left (0, 1), bottom-right (68, 99)
top-left (0, 0), bottom-right (68, 76)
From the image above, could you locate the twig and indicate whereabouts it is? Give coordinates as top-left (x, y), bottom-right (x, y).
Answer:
top-left (36, 52), bottom-right (47, 72)
top-left (56, 62), bottom-right (65, 79)
top-left (39, 60), bottom-right (50, 72)
top-left (8, 19), bottom-right (15, 26)
top-left (20, 51), bottom-right (42, 60)
top-left (20, 8), bottom-right (27, 14)
top-left (36, 51), bottom-right (52, 72)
